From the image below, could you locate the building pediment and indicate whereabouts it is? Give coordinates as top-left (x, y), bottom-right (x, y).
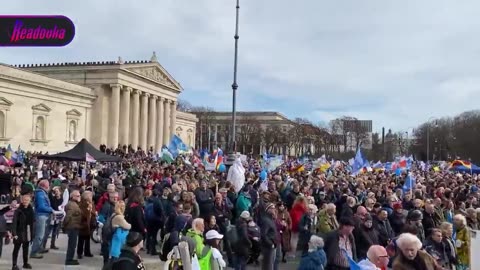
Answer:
top-left (32, 103), bottom-right (51, 112)
top-left (66, 109), bottom-right (82, 116)
top-left (125, 64), bottom-right (182, 91)
top-left (0, 97), bottom-right (13, 107)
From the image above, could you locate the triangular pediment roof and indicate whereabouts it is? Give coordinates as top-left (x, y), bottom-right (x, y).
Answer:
top-left (32, 103), bottom-right (51, 112)
top-left (66, 109), bottom-right (82, 116)
top-left (124, 62), bottom-right (182, 91)
top-left (0, 97), bottom-right (13, 106)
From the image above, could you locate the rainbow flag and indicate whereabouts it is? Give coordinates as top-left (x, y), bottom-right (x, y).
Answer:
top-left (213, 147), bottom-right (224, 170)
top-left (451, 159), bottom-right (472, 169)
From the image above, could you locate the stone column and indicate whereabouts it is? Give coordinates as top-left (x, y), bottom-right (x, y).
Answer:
top-left (140, 92), bottom-right (149, 150)
top-left (148, 95), bottom-right (157, 150)
top-left (163, 99), bottom-right (171, 145)
top-left (156, 97), bottom-right (165, 151)
top-left (214, 125), bottom-right (218, 147)
top-left (119, 87), bottom-right (132, 146)
top-left (170, 101), bottom-right (177, 140)
top-left (131, 89), bottom-right (141, 150)
top-left (109, 84), bottom-right (122, 148)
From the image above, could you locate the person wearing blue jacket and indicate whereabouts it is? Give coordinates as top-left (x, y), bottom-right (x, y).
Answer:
top-left (110, 200), bottom-right (131, 259)
top-left (298, 235), bottom-right (327, 270)
top-left (30, 180), bottom-right (53, 259)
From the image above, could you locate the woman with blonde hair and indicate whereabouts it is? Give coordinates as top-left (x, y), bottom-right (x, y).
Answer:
top-left (109, 200), bottom-right (131, 259)
top-left (439, 222), bottom-right (457, 270)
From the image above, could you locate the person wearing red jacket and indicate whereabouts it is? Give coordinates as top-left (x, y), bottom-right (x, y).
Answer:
top-left (289, 196), bottom-right (308, 257)
top-left (95, 184), bottom-right (116, 213)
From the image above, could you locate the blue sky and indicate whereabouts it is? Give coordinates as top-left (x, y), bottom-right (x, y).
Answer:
top-left (2, 0), bottom-right (480, 133)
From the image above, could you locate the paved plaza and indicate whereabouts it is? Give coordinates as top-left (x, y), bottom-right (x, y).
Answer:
top-left (0, 233), bottom-right (299, 270)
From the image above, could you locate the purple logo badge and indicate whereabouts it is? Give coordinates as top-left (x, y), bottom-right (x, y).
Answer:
top-left (0, 15), bottom-right (75, 46)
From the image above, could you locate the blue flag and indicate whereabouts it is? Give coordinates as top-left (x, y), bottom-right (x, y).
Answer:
top-left (403, 172), bottom-right (416, 193)
top-left (168, 135), bottom-right (188, 158)
top-left (343, 249), bottom-right (360, 270)
top-left (352, 148), bottom-right (364, 174)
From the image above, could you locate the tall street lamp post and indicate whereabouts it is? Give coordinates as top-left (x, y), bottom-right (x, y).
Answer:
top-left (230, 0), bottom-right (240, 153)
top-left (226, 0), bottom-right (240, 167)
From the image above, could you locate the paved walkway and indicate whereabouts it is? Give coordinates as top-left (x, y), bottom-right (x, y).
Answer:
top-left (1, 233), bottom-right (299, 270)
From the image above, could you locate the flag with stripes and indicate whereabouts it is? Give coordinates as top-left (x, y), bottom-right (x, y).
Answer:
top-left (86, 152), bottom-right (96, 163)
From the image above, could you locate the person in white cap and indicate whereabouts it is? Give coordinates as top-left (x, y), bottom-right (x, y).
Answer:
top-left (198, 230), bottom-right (226, 270)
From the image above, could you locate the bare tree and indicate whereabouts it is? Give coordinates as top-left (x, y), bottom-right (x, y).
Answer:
top-left (177, 99), bottom-right (193, 112)
top-left (412, 110), bottom-right (480, 161)
top-left (237, 116), bottom-right (263, 154)
top-left (263, 125), bottom-right (285, 154)
top-left (191, 106), bottom-right (216, 150)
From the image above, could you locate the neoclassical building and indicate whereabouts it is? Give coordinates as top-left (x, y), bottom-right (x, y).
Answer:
top-left (0, 53), bottom-right (197, 152)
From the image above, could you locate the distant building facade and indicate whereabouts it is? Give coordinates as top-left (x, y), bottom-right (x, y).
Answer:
top-left (0, 53), bottom-right (198, 153)
top-left (194, 111), bottom-right (324, 156)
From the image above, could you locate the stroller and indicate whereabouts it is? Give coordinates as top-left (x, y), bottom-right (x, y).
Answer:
top-left (247, 220), bottom-right (261, 265)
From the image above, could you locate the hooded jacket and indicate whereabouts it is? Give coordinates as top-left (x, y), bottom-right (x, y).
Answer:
top-left (298, 248), bottom-right (327, 270)
top-left (34, 188), bottom-right (53, 216)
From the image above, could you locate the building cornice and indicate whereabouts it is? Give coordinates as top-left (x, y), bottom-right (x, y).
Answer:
top-left (0, 64), bottom-right (96, 101)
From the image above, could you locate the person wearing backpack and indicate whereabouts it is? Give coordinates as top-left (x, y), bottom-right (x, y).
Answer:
top-left (108, 231), bottom-right (145, 270)
top-left (109, 200), bottom-right (131, 259)
top-left (234, 211), bottom-right (253, 270)
top-left (198, 230), bottom-right (227, 270)
top-left (145, 189), bottom-right (164, 255)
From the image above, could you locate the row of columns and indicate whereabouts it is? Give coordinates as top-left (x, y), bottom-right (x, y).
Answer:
top-left (108, 84), bottom-right (176, 151)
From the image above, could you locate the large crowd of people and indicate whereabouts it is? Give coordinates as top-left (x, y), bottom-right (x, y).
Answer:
top-left (0, 148), bottom-right (476, 270)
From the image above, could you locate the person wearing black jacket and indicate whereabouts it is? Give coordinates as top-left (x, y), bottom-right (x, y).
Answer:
top-left (124, 187), bottom-right (146, 237)
top-left (11, 193), bottom-right (34, 270)
top-left (213, 192), bottom-right (233, 266)
top-left (422, 203), bottom-right (439, 238)
top-left (285, 184), bottom-right (300, 210)
top-left (374, 209), bottom-right (394, 247)
top-left (323, 217), bottom-right (357, 270)
top-left (235, 211), bottom-right (252, 270)
top-left (113, 232), bottom-right (146, 270)
top-left (163, 201), bottom-right (183, 239)
top-left (145, 190), bottom-right (164, 255)
top-left (194, 180), bottom-right (215, 219)
top-left (0, 204), bottom-right (11, 258)
top-left (260, 203), bottom-right (278, 270)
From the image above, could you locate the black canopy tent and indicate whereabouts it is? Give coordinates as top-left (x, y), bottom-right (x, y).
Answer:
top-left (38, 138), bottom-right (121, 162)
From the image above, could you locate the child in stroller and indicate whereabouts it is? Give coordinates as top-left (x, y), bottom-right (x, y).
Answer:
top-left (247, 219), bottom-right (261, 265)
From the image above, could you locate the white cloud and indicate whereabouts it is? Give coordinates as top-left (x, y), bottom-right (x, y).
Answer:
top-left (1, 0), bottom-right (480, 133)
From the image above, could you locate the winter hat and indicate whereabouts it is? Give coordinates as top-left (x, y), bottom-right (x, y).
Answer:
top-left (393, 202), bottom-right (403, 210)
top-left (126, 232), bottom-right (143, 247)
top-left (240, 211), bottom-right (251, 219)
top-left (407, 210), bottom-right (423, 221)
top-left (364, 213), bottom-right (373, 221)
